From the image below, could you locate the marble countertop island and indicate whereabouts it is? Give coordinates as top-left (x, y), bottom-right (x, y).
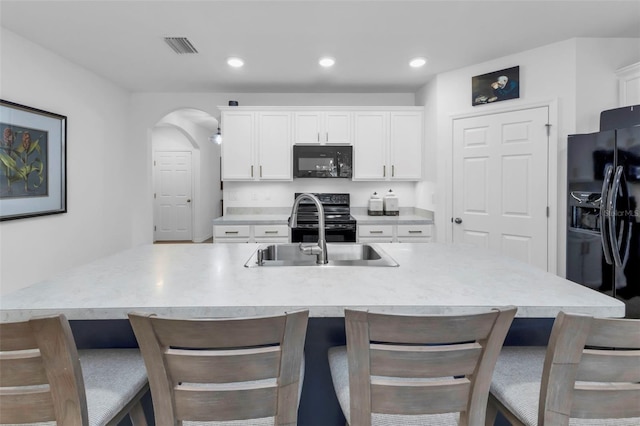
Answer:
top-left (0, 243), bottom-right (624, 321)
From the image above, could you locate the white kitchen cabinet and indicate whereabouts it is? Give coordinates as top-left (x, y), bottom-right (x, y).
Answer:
top-left (213, 225), bottom-right (251, 243)
top-left (294, 111), bottom-right (351, 144)
top-left (358, 224), bottom-right (394, 243)
top-left (389, 112), bottom-right (423, 180)
top-left (353, 110), bottom-right (423, 181)
top-left (213, 224), bottom-right (290, 243)
top-left (221, 111), bottom-right (292, 181)
top-left (221, 112), bottom-right (254, 180)
top-left (353, 112), bottom-right (388, 179)
top-left (254, 225), bottom-right (289, 243)
top-left (257, 112), bottom-right (292, 180)
top-left (357, 223), bottom-right (432, 243)
top-left (396, 224), bottom-right (432, 242)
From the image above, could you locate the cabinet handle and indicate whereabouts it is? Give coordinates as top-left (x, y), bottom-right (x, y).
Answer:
top-left (392, 165), bottom-right (395, 177)
top-left (326, 132), bottom-right (328, 142)
top-left (408, 230), bottom-right (422, 234)
top-left (383, 165), bottom-right (386, 177)
top-left (264, 230), bottom-right (279, 234)
top-left (369, 230), bottom-right (383, 234)
top-left (317, 132), bottom-right (320, 142)
top-left (260, 165), bottom-right (262, 178)
top-left (225, 231), bottom-right (239, 235)
top-left (251, 165), bottom-right (254, 177)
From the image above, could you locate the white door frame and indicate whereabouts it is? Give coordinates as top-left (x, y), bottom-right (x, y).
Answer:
top-left (445, 99), bottom-right (558, 274)
top-left (153, 150), bottom-right (195, 242)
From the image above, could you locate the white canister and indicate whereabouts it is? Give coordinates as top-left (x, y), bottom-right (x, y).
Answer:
top-left (368, 192), bottom-right (383, 216)
top-left (383, 189), bottom-right (399, 216)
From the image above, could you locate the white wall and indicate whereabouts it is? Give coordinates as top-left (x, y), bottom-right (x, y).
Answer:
top-left (420, 37), bottom-right (640, 276)
top-left (129, 92), bottom-right (416, 245)
top-left (0, 28), bottom-right (133, 295)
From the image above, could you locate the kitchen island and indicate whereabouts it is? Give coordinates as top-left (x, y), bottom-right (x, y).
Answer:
top-left (0, 243), bottom-right (624, 425)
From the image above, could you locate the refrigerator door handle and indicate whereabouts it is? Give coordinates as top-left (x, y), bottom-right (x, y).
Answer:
top-left (600, 165), bottom-right (614, 266)
top-left (607, 165), bottom-right (633, 268)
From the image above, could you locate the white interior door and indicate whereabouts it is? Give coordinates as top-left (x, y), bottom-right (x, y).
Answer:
top-left (154, 151), bottom-right (193, 241)
top-left (452, 106), bottom-right (549, 270)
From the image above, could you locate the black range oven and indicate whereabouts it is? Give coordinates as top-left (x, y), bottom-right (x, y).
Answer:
top-left (290, 193), bottom-right (357, 243)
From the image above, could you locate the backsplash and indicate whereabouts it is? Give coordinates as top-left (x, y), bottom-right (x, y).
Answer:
top-left (223, 181), bottom-right (417, 209)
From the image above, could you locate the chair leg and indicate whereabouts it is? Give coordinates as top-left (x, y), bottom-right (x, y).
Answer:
top-left (485, 394), bottom-right (498, 426)
top-left (129, 401), bottom-right (147, 426)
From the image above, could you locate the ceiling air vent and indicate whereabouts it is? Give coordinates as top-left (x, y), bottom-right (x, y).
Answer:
top-left (164, 37), bottom-right (198, 54)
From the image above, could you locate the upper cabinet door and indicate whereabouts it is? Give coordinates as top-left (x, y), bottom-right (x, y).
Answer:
top-left (294, 111), bottom-right (352, 144)
top-left (222, 112), bottom-right (255, 180)
top-left (324, 112), bottom-right (351, 144)
top-left (353, 112), bottom-right (388, 180)
top-left (389, 112), bottom-right (423, 180)
top-left (257, 112), bottom-right (292, 180)
top-left (294, 112), bottom-right (323, 144)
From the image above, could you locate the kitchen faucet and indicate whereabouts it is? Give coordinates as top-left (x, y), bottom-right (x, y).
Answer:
top-left (289, 193), bottom-right (328, 264)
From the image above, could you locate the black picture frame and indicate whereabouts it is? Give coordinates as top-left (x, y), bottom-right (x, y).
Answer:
top-left (472, 66), bottom-right (520, 106)
top-left (0, 99), bottom-right (67, 221)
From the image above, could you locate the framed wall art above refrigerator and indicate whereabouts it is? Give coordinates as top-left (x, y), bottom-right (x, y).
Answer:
top-left (0, 99), bottom-right (67, 221)
top-left (472, 66), bottom-right (520, 106)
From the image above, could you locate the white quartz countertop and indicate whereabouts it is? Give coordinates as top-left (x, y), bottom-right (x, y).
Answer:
top-left (0, 243), bottom-right (624, 321)
top-left (212, 214), bottom-right (433, 226)
top-left (353, 214), bottom-right (433, 225)
top-left (212, 214), bottom-right (289, 225)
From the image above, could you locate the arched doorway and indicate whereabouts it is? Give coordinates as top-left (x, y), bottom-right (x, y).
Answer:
top-left (152, 109), bottom-right (221, 242)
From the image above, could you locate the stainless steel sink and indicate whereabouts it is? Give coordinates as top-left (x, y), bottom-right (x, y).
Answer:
top-left (244, 243), bottom-right (399, 267)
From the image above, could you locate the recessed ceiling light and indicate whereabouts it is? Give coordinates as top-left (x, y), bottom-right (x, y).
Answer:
top-left (227, 57), bottom-right (244, 68)
top-left (319, 57), bottom-right (335, 67)
top-left (409, 57), bottom-right (427, 68)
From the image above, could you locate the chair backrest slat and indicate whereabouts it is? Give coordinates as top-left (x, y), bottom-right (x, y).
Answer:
top-left (367, 311), bottom-right (498, 344)
top-left (165, 346), bottom-right (281, 383)
top-left (585, 317), bottom-right (640, 347)
top-left (0, 321), bottom-right (38, 351)
top-left (572, 383), bottom-right (640, 419)
top-left (345, 306), bottom-right (516, 426)
top-left (370, 342), bottom-right (482, 378)
top-left (0, 387), bottom-right (55, 423)
top-left (371, 377), bottom-right (470, 415)
top-left (151, 315), bottom-right (286, 348)
top-left (129, 309), bottom-right (308, 426)
top-left (577, 349), bottom-right (640, 382)
top-left (0, 350), bottom-right (48, 386)
top-left (0, 315), bottom-right (88, 424)
top-left (539, 312), bottom-right (640, 425)
top-left (174, 383), bottom-right (278, 422)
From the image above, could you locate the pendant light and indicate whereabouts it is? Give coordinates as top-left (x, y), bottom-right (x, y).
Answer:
top-left (210, 127), bottom-right (222, 145)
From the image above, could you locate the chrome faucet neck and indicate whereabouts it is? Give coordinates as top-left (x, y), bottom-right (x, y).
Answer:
top-left (289, 193), bottom-right (328, 264)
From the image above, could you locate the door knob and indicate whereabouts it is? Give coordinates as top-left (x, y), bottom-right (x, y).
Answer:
top-left (454, 217), bottom-right (462, 224)
top-left (187, 199), bottom-right (191, 203)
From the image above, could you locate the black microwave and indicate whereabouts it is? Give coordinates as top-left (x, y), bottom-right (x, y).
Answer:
top-left (293, 145), bottom-right (352, 178)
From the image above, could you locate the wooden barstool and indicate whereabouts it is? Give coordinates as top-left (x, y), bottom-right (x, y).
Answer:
top-left (487, 311), bottom-right (640, 425)
top-left (328, 306), bottom-right (517, 426)
top-left (128, 309), bottom-right (309, 426)
top-left (0, 313), bottom-right (148, 425)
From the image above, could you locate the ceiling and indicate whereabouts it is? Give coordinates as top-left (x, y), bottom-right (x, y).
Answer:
top-left (1, 0), bottom-right (639, 94)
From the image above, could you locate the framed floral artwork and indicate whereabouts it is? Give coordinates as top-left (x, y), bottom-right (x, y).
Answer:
top-left (0, 100), bottom-right (67, 221)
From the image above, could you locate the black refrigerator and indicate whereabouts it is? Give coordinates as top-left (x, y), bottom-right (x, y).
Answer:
top-left (567, 105), bottom-right (640, 314)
